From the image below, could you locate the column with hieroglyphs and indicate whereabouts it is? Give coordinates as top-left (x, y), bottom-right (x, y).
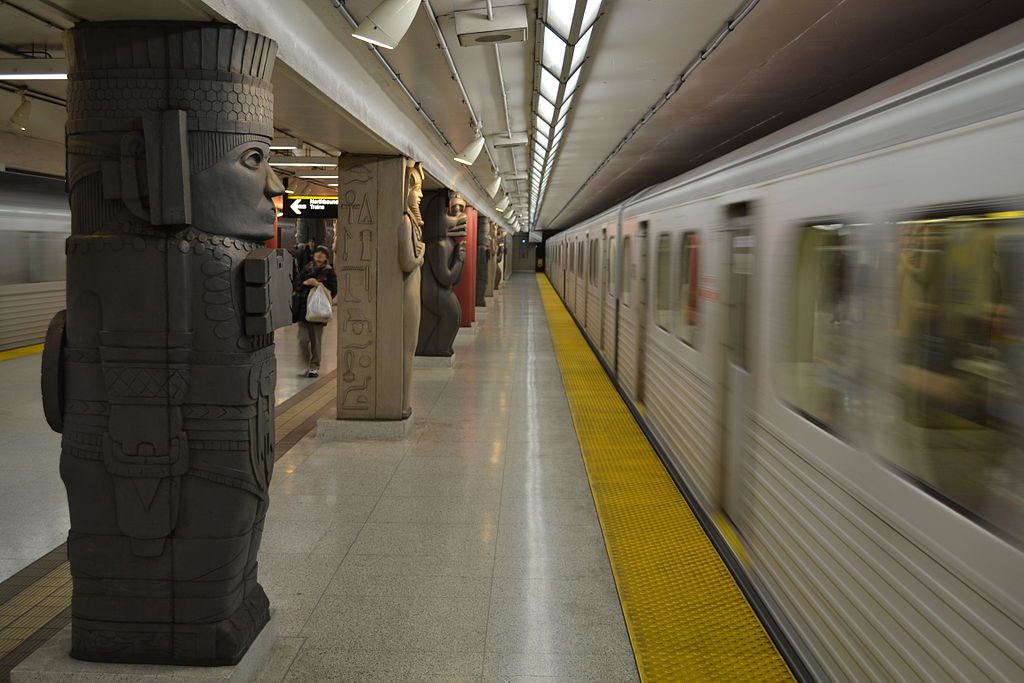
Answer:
top-left (319, 155), bottom-right (420, 440)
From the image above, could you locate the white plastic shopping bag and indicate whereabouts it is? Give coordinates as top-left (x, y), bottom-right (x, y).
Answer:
top-left (305, 283), bottom-right (333, 323)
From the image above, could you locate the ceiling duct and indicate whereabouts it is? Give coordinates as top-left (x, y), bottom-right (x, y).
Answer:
top-left (489, 131), bottom-right (529, 148)
top-left (455, 5), bottom-right (528, 46)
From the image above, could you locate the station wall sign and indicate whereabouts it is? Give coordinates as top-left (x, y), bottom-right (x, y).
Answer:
top-left (282, 195), bottom-right (339, 219)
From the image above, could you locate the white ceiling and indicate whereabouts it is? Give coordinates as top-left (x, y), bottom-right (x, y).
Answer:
top-left (2, 0), bottom-right (1023, 228)
top-left (540, 0), bottom-right (1024, 230)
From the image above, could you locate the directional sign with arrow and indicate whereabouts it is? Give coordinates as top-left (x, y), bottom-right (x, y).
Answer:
top-left (282, 195), bottom-right (339, 219)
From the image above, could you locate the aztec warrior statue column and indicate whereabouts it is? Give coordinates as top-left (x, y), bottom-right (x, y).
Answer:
top-left (40, 22), bottom-right (291, 666)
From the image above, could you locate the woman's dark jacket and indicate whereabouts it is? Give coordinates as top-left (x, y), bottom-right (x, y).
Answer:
top-left (292, 261), bottom-right (339, 324)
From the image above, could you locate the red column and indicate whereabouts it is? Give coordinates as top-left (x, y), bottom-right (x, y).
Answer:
top-left (455, 206), bottom-right (478, 327)
top-left (266, 195), bottom-right (283, 247)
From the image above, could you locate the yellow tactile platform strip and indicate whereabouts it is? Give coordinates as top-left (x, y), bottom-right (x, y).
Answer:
top-left (0, 344), bottom-right (43, 363)
top-left (537, 274), bottom-right (794, 683)
top-left (0, 370), bottom-right (336, 679)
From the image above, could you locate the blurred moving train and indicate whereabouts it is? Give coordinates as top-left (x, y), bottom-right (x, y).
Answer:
top-left (0, 172), bottom-right (68, 351)
top-left (546, 22), bottom-right (1024, 683)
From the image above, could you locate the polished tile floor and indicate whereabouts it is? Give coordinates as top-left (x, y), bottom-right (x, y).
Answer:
top-left (0, 352), bottom-right (64, 582)
top-left (0, 276), bottom-right (637, 681)
top-left (257, 277), bottom-right (637, 682)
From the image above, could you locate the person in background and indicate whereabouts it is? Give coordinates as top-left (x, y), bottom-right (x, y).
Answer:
top-left (293, 236), bottom-right (317, 276)
top-left (293, 246), bottom-right (337, 377)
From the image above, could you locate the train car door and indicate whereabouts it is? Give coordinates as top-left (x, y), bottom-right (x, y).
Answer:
top-left (719, 203), bottom-right (754, 523)
top-left (561, 243), bottom-right (567, 294)
top-left (599, 228), bottom-right (608, 351)
top-left (635, 220), bottom-right (650, 406)
top-left (581, 233), bottom-right (589, 329)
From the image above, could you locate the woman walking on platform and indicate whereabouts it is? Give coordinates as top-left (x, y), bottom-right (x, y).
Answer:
top-left (293, 246), bottom-right (338, 377)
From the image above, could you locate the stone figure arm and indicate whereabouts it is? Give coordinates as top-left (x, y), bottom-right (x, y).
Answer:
top-left (448, 241), bottom-right (467, 284)
top-left (398, 214), bottom-right (424, 274)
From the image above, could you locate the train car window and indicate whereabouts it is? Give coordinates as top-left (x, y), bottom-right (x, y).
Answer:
top-left (784, 222), bottom-right (862, 436)
top-left (608, 237), bottom-right (617, 294)
top-left (577, 241), bottom-right (584, 275)
top-left (676, 231), bottom-right (700, 347)
top-left (622, 236), bottom-right (633, 306)
top-left (883, 210), bottom-right (1024, 543)
top-left (655, 234), bottom-right (672, 330)
top-left (591, 239), bottom-right (600, 284)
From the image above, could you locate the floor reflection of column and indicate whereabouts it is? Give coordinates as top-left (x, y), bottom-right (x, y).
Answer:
top-left (275, 310), bottom-right (340, 405)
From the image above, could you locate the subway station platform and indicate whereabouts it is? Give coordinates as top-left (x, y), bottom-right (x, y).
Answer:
top-left (0, 275), bottom-right (794, 682)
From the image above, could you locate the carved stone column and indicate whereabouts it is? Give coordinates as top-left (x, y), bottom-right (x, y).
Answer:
top-left (325, 155), bottom-right (418, 433)
top-left (42, 21), bottom-right (290, 666)
top-left (495, 232), bottom-right (507, 288)
top-left (485, 219), bottom-right (497, 298)
top-left (454, 205), bottom-right (477, 328)
top-left (476, 216), bottom-right (490, 307)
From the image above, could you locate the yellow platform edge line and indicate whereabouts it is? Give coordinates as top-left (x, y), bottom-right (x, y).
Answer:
top-left (536, 274), bottom-right (794, 683)
top-left (0, 344), bottom-right (44, 363)
top-left (0, 563), bottom-right (71, 659)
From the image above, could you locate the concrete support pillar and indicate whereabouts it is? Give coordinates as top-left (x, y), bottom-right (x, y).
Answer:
top-left (332, 155), bottom-right (415, 424)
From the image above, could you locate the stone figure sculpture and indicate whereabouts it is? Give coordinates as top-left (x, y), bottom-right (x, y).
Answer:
top-left (485, 220), bottom-right (497, 298)
top-left (416, 190), bottom-right (466, 356)
top-left (399, 160), bottom-right (426, 416)
top-left (41, 21), bottom-right (290, 666)
top-left (495, 235), bottom-right (505, 289)
top-left (476, 216), bottom-right (490, 307)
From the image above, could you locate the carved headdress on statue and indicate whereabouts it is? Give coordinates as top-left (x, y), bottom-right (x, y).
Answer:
top-left (65, 22), bottom-right (279, 239)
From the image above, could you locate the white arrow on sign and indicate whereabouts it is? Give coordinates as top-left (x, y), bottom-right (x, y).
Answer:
top-left (290, 199), bottom-right (307, 215)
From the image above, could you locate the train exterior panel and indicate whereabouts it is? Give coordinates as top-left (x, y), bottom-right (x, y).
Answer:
top-left (545, 22), bottom-right (1024, 683)
top-left (0, 172), bottom-right (70, 351)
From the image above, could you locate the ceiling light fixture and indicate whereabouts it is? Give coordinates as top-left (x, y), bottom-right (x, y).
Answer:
top-left (270, 137), bottom-right (300, 150)
top-left (529, 0), bottom-right (606, 227)
top-left (454, 132), bottom-right (485, 165)
top-left (496, 195), bottom-right (511, 212)
top-left (269, 155), bottom-right (337, 167)
top-left (8, 91), bottom-right (30, 132)
top-left (0, 58), bottom-right (67, 80)
top-left (352, 0), bottom-right (421, 50)
top-left (486, 175), bottom-right (503, 197)
top-left (0, 73), bottom-right (65, 80)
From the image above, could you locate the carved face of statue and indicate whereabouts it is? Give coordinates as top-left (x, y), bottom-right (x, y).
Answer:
top-left (449, 194), bottom-right (467, 218)
top-left (406, 167), bottom-right (424, 226)
top-left (191, 141), bottom-right (285, 241)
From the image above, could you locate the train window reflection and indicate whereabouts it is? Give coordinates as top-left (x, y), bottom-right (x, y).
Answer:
top-left (655, 234), bottom-right (671, 330)
top-left (785, 222), bottom-right (862, 435)
top-left (622, 236), bottom-right (632, 307)
top-left (676, 231), bottom-right (700, 347)
top-left (886, 211), bottom-right (1024, 542)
